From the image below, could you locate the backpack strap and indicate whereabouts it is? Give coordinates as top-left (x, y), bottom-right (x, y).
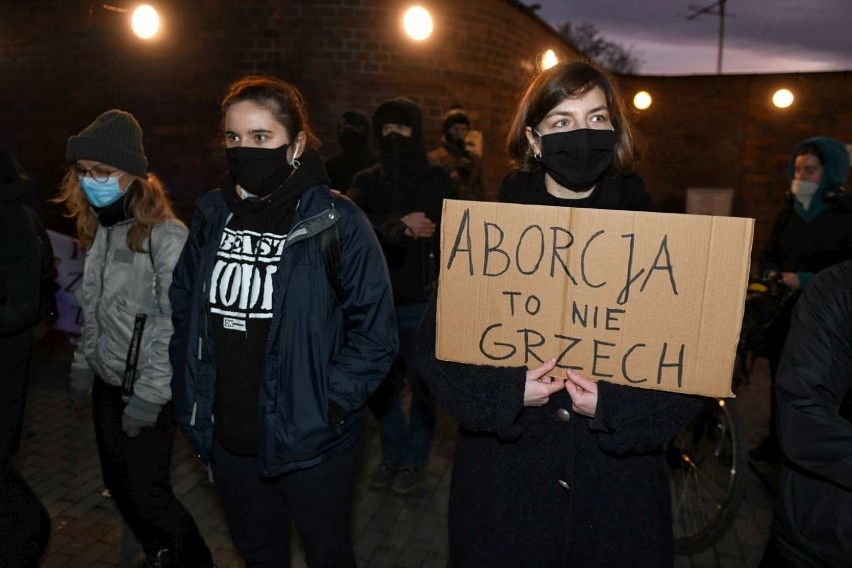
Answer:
top-left (319, 190), bottom-right (343, 300)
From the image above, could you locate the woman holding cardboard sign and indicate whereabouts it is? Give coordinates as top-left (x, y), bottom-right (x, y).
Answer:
top-left (417, 60), bottom-right (703, 567)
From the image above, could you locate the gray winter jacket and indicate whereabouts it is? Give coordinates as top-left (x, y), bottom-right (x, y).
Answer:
top-left (71, 218), bottom-right (187, 406)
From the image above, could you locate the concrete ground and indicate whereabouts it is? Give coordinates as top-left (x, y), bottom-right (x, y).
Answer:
top-left (13, 330), bottom-right (780, 567)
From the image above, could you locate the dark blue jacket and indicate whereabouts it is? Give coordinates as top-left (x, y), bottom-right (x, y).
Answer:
top-left (169, 184), bottom-right (397, 475)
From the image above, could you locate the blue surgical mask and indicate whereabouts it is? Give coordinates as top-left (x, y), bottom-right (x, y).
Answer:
top-left (80, 176), bottom-right (126, 208)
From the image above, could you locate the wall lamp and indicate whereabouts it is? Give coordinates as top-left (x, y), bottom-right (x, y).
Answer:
top-left (100, 3), bottom-right (160, 40)
top-left (772, 88), bottom-right (794, 108)
top-left (403, 6), bottom-right (433, 41)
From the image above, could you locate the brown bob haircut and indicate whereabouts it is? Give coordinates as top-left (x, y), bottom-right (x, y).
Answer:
top-left (221, 75), bottom-right (321, 150)
top-left (506, 59), bottom-right (639, 173)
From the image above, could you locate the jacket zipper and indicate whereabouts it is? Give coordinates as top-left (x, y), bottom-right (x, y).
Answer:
top-left (95, 227), bottom-right (112, 362)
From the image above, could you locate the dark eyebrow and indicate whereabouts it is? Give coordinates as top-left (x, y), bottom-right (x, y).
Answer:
top-left (76, 164), bottom-right (116, 172)
top-left (544, 105), bottom-right (609, 119)
top-left (224, 128), bottom-right (275, 136)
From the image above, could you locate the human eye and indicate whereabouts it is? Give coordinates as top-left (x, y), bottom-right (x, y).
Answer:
top-left (552, 118), bottom-right (571, 129)
top-left (95, 168), bottom-right (117, 179)
top-left (590, 113), bottom-right (611, 124)
top-left (254, 134), bottom-right (268, 143)
top-left (225, 133), bottom-right (239, 143)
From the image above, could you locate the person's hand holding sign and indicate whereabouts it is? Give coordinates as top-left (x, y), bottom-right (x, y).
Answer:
top-left (565, 370), bottom-right (598, 417)
top-left (523, 358), bottom-right (564, 407)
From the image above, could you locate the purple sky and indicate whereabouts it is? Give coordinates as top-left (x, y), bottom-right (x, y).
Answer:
top-left (532, 0), bottom-right (852, 75)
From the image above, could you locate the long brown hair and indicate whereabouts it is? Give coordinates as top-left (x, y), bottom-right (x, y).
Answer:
top-left (54, 170), bottom-right (176, 251)
top-left (221, 74), bottom-right (321, 149)
top-left (506, 60), bottom-right (639, 173)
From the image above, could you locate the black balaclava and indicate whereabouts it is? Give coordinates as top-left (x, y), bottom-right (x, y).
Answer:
top-left (373, 98), bottom-right (429, 189)
top-left (339, 110), bottom-right (371, 156)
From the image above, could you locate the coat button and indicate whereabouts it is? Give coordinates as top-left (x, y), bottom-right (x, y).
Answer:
top-left (556, 408), bottom-right (571, 422)
top-left (558, 479), bottom-right (570, 491)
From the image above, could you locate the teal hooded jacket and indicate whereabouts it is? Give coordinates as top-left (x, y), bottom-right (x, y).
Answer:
top-left (763, 136), bottom-right (852, 289)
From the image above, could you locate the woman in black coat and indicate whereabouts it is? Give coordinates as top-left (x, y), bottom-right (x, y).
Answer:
top-left (416, 61), bottom-right (702, 568)
top-left (760, 260), bottom-right (852, 566)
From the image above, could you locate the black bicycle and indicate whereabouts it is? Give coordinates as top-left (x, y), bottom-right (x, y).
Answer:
top-left (667, 278), bottom-right (796, 554)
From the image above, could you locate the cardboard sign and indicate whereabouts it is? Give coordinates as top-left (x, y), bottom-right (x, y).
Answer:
top-left (436, 200), bottom-right (754, 398)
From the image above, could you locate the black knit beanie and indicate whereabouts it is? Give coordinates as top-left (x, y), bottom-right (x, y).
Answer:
top-left (442, 108), bottom-right (470, 136)
top-left (66, 109), bottom-right (148, 177)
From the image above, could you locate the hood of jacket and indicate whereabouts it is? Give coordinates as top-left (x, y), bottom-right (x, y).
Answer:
top-left (787, 136), bottom-right (850, 190)
top-left (787, 136), bottom-right (850, 220)
top-left (372, 98), bottom-right (429, 175)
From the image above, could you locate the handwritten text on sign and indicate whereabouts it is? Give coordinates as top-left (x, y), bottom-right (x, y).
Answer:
top-left (435, 201), bottom-right (754, 398)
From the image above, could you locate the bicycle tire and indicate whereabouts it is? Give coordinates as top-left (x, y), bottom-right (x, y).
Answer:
top-left (668, 396), bottom-right (748, 554)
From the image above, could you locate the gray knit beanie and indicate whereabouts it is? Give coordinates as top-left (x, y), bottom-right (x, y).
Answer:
top-left (66, 109), bottom-right (148, 177)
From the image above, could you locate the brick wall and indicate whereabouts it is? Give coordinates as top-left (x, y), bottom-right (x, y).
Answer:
top-left (618, 72), bottom-right (852, 255)
top-left (0, 0), bottom-right (575, 230)
top-left (1, 0), bottom-right (849, 260)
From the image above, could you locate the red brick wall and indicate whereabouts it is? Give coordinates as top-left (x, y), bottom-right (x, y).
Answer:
top-left (619, 72), bottom-right (852, 256)
top-left (1, 0), bottom-right (849, 262)
top-left (0, 0), bottom-right (576, 229)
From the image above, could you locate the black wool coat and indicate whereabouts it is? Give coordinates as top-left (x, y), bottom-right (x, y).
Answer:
top-left (762, 196), bottom-right (852, 278)
top-left (416, 169), bottom-right (703, 568)
top-left (771, 260), bottom-right (852, 566)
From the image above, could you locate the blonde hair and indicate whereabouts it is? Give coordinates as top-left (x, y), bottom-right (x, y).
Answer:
top-left (54, 170), bottom-right (176, 251)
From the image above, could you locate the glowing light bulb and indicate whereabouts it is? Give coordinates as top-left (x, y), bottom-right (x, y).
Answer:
top-left (772, 88), bottom-right (794, 108)
top-left (403, 6), bottom-right (433, 41)
top-left (542, 50), bottom-right (558, 70)
top-left (633, 91), bottom-right (652, 110)
top-left (131, 4), bottom-right (159, 39)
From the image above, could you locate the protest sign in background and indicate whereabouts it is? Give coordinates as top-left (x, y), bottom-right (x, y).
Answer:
top-left (436, 200), bottom-right (754, 398)
top-left (47, 230), bottom-right (83, 335)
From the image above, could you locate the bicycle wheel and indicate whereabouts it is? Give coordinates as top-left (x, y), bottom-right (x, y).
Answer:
top-left (667, 396), bottom-right (748, 554)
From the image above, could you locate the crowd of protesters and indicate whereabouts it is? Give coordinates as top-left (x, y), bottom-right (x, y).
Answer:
top-left (2, 59), bottom-right (849, 568)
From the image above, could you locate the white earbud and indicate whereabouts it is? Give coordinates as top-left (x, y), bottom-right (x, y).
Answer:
top-left (290, 141), bottom-right (301, 168)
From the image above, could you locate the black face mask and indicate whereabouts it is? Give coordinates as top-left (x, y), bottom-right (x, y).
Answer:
top-left (537, 129), bottom-right (616, 191)
top-left (446, 134), bottom-right (467, 153)
top-left (226, 143), bottom-right (294, 197)
top-left (381, 131), bottom-right (413, 151)
top-left (380, 132), bottom-right (415, 164)
top-left (339, 126), bottom-right (367, 154)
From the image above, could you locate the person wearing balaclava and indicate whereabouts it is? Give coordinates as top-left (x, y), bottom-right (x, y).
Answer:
top-left (0, 151), bottom-right (55, 568)
top-left (427, 106), bottom-right (487, 201)
top-left (749, 135), bottom-right (852, 464)
top-left (170, 76), bottom-right (396, 567)
top-left (324, 109), bottom-right (378, 192)
top-left (415, 61), bottom-right (703, 568)
top-left (55, 109), bottom-right (214, 567)
top-left (349, 97), bottom-right (453, 495)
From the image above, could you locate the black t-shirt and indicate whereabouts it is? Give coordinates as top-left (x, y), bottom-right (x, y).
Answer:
top-left (210, 213), bottom-right (290, 455)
